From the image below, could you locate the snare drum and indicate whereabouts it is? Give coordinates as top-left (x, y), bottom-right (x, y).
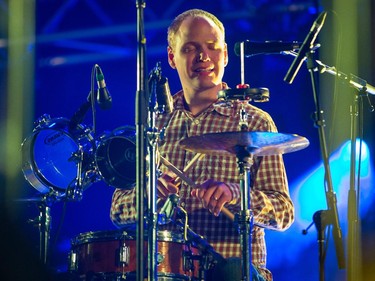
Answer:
top-left (69, 229), bottom-right (199, 281)
top-left (95, 126), bottom-right (136, 189)
top-left (21, 114), bottom-right (94, 196)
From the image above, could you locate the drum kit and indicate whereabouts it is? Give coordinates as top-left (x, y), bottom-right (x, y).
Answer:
top-left (18, 4), bottom-right (312, 278)
top-left (19, 76), bottom-right (309, 281)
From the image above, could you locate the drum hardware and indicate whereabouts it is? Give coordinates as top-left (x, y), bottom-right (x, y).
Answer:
top-left (172, 204), bottom-right (225, 281)
top-left (117, 241), bottom-right (131, 267)
top-left (23, 194), bottom-right (54, 265)
top-left (216, 87), bottom-right (270, 107)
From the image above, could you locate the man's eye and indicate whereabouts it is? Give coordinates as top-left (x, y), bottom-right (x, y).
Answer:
top-left (182, 46), bottom-right (195, 53)
top-left (208, 44), bottom-right (220, 50)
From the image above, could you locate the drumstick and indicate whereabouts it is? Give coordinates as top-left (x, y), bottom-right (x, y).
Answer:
top-left (174, 153), bottom-right (205, 185)
top-left (159, 155), bottom-right (235, 221)
top-left (182, 153), bottom-right (205, 173)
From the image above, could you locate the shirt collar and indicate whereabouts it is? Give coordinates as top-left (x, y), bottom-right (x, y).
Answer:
top-left (173, 82), bottom-right (233, 117)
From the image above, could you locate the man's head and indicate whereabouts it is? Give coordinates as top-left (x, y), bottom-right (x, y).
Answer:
top-left (167, 9), bottom-right (228, 94)
top-left (167, 9), bottom-right (225, 50)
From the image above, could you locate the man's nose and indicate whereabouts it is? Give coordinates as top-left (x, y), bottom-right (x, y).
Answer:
top-left (198, 51), bottom-right (210, 62)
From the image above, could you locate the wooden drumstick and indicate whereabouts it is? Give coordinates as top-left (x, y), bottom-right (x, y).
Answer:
top-left (159, 155), bottom-right (235, 221)
top-left (182, 153), bottom-right (205, 173)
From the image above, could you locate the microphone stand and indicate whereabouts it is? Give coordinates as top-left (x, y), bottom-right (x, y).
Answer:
top-left (135, 1), bottom-right (148, 280)
top-left (312, 60), bottom-right (373, 281)
top-left (284, 49), bottom-right (375, 280)
top-left (288, 49), bottom-right (346, 280)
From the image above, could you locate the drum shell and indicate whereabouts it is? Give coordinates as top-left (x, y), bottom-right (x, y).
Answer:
top-left (21, 116), bottom-right (93, 195)
top-left (69, 229), bottom-right (198, 280)
top-left (95, 127), bottom-right (136, 189)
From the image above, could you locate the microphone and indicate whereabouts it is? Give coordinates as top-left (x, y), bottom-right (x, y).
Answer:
top-left (156, 76), bottom-right (174, 114)
top-left (95, 64), bottom-right (112, 109)
top-left (148, 62), bottom-right (174, 114)
top-left (284, 11), bottom-right (327, 84)
top-left (234, 41), bottom-right (301, 57)
top-left (158, 194), bottom-right (180, 225)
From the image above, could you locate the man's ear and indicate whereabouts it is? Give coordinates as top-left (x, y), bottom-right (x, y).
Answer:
top-left (224, 43), bottom-right (228, 67)
top-left (167, 46), bottom-right (176, 69)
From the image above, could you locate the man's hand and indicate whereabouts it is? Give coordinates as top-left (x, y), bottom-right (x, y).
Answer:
top-left (157, 170), bottom-right (179, 199)
top-left (191, 179), bottom-right (233, 216)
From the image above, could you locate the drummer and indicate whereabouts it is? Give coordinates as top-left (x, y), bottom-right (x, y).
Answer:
top-left (111, 9), bottom-right (294, 281)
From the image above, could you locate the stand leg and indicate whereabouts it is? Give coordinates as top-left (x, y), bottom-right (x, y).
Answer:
top-left (37, 202), bottom-right (51, 265)
top-left (313, 210), bottom-right (328, 281)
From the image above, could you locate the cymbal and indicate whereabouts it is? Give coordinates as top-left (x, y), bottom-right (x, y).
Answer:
top-left (179, 131), bottom-right (309, 156)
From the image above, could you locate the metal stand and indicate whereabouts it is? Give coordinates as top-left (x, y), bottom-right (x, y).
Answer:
top-left (306, 51), bottom-right (346, 279)
top-left (37, 199), bottom-right (52, 265)
top-left (347, 89), bottom-right (367, 281)
top-left (235, 147), bottom-right (253, 281)
top-left (235, 105), bottom-right (253, 281)
top-left (134, 2), bottom-right (161, 281)
top-left (135, 0), bottom-right (148, 279)
top-left (146, 64), bottom-right (165, 281)
top-left (26, 195), bottom-right (54, 265)
top-left (284, 46), bottom-right (375, 280)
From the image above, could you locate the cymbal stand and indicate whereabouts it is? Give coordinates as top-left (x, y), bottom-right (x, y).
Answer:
top-left (27, 194), bottom-right (56, 265)
top-left (38, 198), bottom-right (51, 265)
top-left (145, 63), bottom-right (165, 281)
top-left (236, 104), bottom-right (254, 281)
top-left (235, 145), bottom-right (254, 281)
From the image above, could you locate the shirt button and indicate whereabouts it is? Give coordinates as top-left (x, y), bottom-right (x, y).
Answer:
top-left (194, 120), bottom-right (199, 125)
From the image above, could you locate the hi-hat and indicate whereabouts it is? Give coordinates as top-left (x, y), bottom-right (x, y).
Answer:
top-left (179, 131), bottom-right (309, 156)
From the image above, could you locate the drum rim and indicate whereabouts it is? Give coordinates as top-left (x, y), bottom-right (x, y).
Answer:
top-left (71, 229), bottom-right (185, 245)
top-left (21, 116), bottom-right (94, 196)
top-left (22, 128), bottom-right (78, 194)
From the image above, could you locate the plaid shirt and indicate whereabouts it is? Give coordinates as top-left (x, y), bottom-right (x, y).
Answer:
top-left (111, 84), bottom-right (294, 281)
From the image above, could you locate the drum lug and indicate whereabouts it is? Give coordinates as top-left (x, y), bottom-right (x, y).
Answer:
top-left (34, 114), bottom-right (51, 129)
top-left (68, 250), bottom-right (77, 272)
top-left (156, 252), bottom-right (165, 265)
top-left (116, 243), bottom-right (130, 266)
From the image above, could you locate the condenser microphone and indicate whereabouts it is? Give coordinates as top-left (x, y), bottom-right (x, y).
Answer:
top-left (158, 194), bottom-right (180, 224)
top-left (156, 76), bottom-right (174, 114)
top-left (95, 64), bottom-right (112, 109)
top-left (234, 41), bottom-right (301, 57)
top-left (284, 11), bottom-right (327, 84)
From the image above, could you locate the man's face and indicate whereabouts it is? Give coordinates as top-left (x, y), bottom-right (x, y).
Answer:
top-left (168, 16), bottom-right (228, 93)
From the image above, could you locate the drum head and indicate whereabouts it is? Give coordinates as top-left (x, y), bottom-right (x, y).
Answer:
top-left (21, 116), bottom-right (94, 195)
top-left (95, 127), bottom-right (136, 189)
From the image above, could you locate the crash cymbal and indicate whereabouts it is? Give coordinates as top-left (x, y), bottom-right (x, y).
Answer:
top-left (179, 131), bottom-right (309, 156)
